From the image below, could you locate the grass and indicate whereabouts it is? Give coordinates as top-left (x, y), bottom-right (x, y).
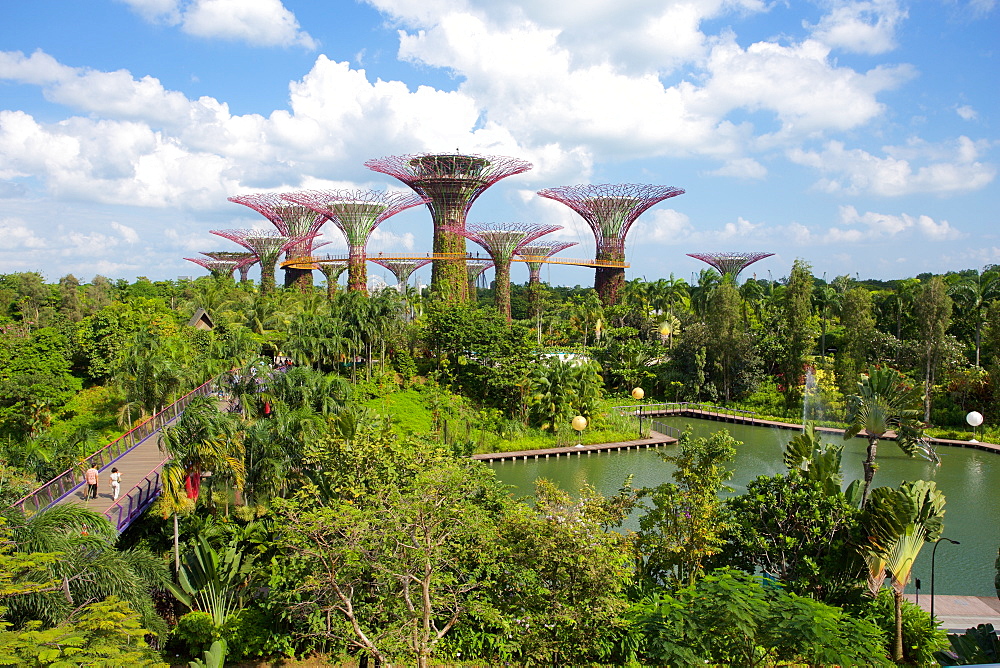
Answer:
top-left (361, 387), bottom-right (644, 454)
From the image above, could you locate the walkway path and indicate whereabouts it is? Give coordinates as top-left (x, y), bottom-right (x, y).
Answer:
top-left (472, 429), bottom-right (677, 462)
top-left (59, 429), bottom-right (168, 519)
top-left (904, 594), bottom-right (1000, 633)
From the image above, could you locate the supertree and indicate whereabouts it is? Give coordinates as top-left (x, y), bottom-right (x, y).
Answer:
top-left (210, 229), bottom-right (302, 295)
top-left (516, 240), bottom-right (577, 318)
top-left (283, 190), bottom-right (427, 294)
top-left (365, 153), bottom-right (532, 302)
top-left (445, 222), bottom-right (561, 320)
top-left (537, 183), bottom-right (685, 305)
top-left (202, 251), bottom-right (258, 283)
top-left (184, 257), bottom-right (237, 279)
top-left (228, 193), bottom-right (330, 291)
top-left (686, 252), bottom-right (774, 280)
top-left (516, 241), bottom-right (578, 286)
top-left (466, 260), bottom-right (494, 297)
top-left (315, 260), bottom-right (349, 299)
top-left (370, 258), bottom-right (433, 291)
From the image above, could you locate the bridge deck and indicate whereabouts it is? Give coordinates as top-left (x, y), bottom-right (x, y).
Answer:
top-left (58, 430), bottom-right (167, 515)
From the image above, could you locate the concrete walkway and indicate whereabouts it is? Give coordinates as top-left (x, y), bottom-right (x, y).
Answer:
top-left (904, 594), bottom-right (1000, 633)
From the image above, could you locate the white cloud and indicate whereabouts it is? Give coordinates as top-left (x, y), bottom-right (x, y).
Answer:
top-left (956, 105), bottom-right (978, 121)
top-left (119, 0), bottom-right (316, 48)
top-left (788, 137), bottom-right (996, 196)
top-left (707, 157), bottom-right (767, 179)
top-left (830, 205), bottom-right (963, 241)
top-left (807, 0), bottom-right (907, 55)
top-left (110, 221), bottom-right (141, 244)
top-left (0, 217), bottom-right (48, 249)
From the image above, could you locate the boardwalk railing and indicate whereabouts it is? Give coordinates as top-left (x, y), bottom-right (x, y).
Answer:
top-left (650, 419), bottom-right (683, 440)
top-left (614, 401), bottom-right (759, 423)
top-left (103, 458), bottom-right (169, 532)
top-left (12, 377), bottom-right (217, 518)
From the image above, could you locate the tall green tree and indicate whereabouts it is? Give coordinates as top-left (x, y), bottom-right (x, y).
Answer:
top-left (778, 260), bottom-right (816, 409)
top-left (914, 276), bottom-right (953, 422)
top-left (837, 286), bottom-right (876, 394)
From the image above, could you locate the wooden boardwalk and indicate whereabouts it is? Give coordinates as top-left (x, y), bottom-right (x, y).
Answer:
top-left (472, 429), bottom-right (677, 462)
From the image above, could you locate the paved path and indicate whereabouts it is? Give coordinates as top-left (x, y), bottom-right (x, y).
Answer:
top-left (58, 429), bottom-right (168, 516)
top-left (904, 594), bottom-right (1000, 633)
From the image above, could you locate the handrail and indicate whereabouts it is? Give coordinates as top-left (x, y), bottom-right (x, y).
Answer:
top-left (11, 377), bottom-right (216, 517)
top-left (613, 401), bottom-right (759, 422)
top-left (103, 458), bottom-right (169, 533)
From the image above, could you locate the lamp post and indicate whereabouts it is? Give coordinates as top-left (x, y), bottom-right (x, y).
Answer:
top-left (967, 411), bottom-right (983, 443)
top-left (632, 387), bottom-right (644, 438)
top-left (930, 537), bottom-right (960, 623)
top-left (571, 415), bottom-right (588, 447)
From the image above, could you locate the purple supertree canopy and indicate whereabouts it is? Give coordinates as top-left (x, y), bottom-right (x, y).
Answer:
top-left (516, 240), bottom-right (578, 283)
top-left (686, 251), bottom-right (774, 279)
top-left (536, 183), bottom-right (684, 256)
top-left (445, 222), bottom-right (563, 263)
top-left (370, 258), bottom-right (434, 287)
top-left (185, 257), bottom-right (237, 277)
top-left (227, 192), bottom-right (329, 257)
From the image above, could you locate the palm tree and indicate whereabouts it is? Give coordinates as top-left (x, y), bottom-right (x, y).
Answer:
top-left (159, 396), bottom-right (244, 570)
top-left (948, 269), bottom-right (1000, 366)
top-left (861, 480), bottom-right (945, 661)
top-left (689, 269), bottom-right (721, 318)
top-left (813, 284), bottom-right (840, 357)
top-left (844, 367), bottom-right (931, 507)
top-left (3, 504), bottom-right (169, 633)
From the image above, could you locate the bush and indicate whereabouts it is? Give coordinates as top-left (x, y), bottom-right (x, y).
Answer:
top-left (866, 589), bottom-right (948, 665)
top-left (172, 610), bottom-right (218, 659)
top-left (221, 607), bottom-right (294, 662)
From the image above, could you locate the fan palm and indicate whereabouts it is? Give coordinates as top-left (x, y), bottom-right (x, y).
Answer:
top-left (843, 367), bottom-right (930, 507)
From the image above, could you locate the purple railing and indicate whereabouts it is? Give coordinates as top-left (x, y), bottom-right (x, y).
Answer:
top-left (12, 377), bottom-right (217, 518)
top-left (103, 458), bottom-right (169, 532)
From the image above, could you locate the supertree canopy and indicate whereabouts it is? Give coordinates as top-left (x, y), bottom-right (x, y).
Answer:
top-left (210, 229), bottom-right (300, 294)
top-left (686, 252), bottom-right (774, 280)
top-left (466, 259), bottom-right (494, 295)
top-left (184, 257), bottom-right (237, 279)
top-left (202, 251), bottom-right (257, 282)
top-left (365, 153), bottom-right (532, 302)
top-left (228, 193), bottom-right (330, 291)
top-left (537, 183), bottom-right (684, 305)
top-left (446, 222), bottom-right (561, 320)
top-left (370, 258), bottom-right (433, 291)
top-left (315, 260), bottom-right (349, 299)
top-left (284, 190), bottom-right (427, 294)
top-left (516, 241), bottom-right (578, 285)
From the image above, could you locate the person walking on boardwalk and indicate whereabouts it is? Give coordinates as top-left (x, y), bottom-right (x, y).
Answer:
top-left (85, 464), bottom-right (99, 499)
top-left (109, 467), bottom-right (122, 501)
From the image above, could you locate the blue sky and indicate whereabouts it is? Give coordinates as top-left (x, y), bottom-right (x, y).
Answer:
top-left (0, 0), bottom-right (997, 288)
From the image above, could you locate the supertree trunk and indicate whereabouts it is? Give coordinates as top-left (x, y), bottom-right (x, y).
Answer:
top-left (347, 242), bottom-right (367, 294)
top-left (494, 258), bottom-right (513, 320)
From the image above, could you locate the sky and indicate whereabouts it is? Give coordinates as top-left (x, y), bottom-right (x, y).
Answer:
top-left (0, 0), bottom-right (998, 289)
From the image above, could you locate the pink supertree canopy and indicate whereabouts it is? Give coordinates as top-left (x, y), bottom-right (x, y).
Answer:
top-left (365, 152), bottom-right (532, 302)
top-left (536, 183), bottom-right (684, 305)
top-left (516, 241), bottom-right (578, 284)
top-left (210, 229), bottom-right (309, 293)
top-left (185, 257), bottom-right (237, 278)
top-left (443, 221), bottom-right (562, 320)
top-left (370, 258), bottom-right (433, 289)
top-left (283, 189), bottom-right (428, 293)
top-left (686, 252), bottom-right (774, 279)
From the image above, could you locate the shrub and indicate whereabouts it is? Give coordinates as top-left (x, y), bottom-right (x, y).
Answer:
top-left (173, 610), bottom-right (218, 659)
top-left (865, 589), bottom-right (948, 665)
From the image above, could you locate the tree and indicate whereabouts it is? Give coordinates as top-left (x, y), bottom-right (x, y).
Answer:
top-left (861, 480), bottom-right (946, 662)
top-left (778, 260), bottom-right (816, 409)
top-left (628, 568), bottom-right (890, 667)
top-left (843, 367), bottom-right (929, 507)
top-left (526, 357), bottom-right (603, 431)
top-left (722, 424), bottom-right (865, 602)
top-left (704, 277), bottom-right (750, 402)
top-left (914, 276), bottom-right (952, 422)
top-left (278, 459), bottom-right (509, 668)
top-left (635, 429), bottom-right (737, 588)
top-left (837, 286), bottom-right (876, 394)
top-left (948, 268), bottom-right (1000, 366)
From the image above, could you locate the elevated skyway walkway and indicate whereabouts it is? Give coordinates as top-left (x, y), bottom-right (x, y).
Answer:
top-left (282, 252), bottom-right (628, 270)
top-left (11, 378), bottom-right (217, 533)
